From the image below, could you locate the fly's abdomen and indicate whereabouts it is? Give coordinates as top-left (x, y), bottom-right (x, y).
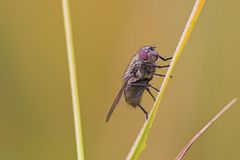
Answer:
top-left (124, 84), bottom-right (145, 107)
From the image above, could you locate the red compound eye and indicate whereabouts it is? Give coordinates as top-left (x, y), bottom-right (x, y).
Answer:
top-left (139, 50), bottom-right (149, 60)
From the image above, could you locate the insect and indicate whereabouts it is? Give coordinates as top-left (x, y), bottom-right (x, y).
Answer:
top-left (106, 46), bottom-right (172, 122)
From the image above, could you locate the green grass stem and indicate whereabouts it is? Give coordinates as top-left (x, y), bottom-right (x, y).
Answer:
top-left (61, 0), bottom-right (85, 160)
top-left (126, 0), bottom-right (206, 159)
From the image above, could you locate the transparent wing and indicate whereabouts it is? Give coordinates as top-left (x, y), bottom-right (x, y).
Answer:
top-left (106, 76), bottom-right (131, 122)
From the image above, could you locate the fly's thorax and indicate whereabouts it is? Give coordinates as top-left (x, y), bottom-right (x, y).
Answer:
top-left (123, 55), bottom-right (143, 81)
top-left (140, 62), bottom-right (155, 80)
top-left (123, 54), bottom-right (156, 82)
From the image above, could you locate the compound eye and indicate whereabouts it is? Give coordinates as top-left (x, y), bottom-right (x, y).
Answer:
top-left (139, 50), bottom-right (149, 60)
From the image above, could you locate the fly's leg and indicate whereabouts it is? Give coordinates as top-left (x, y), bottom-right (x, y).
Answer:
top-left (154, 73), bottom-right (166, 77)
top-left (138, 104), bottom-right (148, 119)
top-left (154, 73), bottom-right (173, 78)
top-left (146, 88), bottom-right (156, 101)
top-left (158, 55), bottom-right (172, 61)
top-left (154, 64), bottom-right (170, 68)
top-left (147, 84), bottom-right (159, 92)
top-left (131, 83), bottom-right (157, 101)
top-left (129, 85), bottom-right (149, 119)
top-left (145, 63), bottom-right (170, 69)
top-left (130, 83), bottom-right (159, 92)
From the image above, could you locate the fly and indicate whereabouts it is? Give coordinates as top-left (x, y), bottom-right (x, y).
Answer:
top-left (106, 46), bottom-right (172, 122)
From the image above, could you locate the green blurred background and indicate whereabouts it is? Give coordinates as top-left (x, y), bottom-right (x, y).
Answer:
top-left (0, 0), bottom-right (239, 160)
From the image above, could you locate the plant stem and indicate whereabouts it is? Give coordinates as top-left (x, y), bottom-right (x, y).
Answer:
top-left (175, 98), bottom-right (238, 160)
top-left (61, 0), bottom-right (85, 160)
top-left (126, 0), bottom-right (206, 159)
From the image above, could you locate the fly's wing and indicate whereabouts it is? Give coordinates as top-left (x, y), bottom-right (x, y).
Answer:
top-left (106, 76), bottom-right (132, 122)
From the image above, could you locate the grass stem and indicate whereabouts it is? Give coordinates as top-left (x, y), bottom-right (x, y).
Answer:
top-left (61, 0), bottom-right (85, 160)
top-left (175, 98), bottom-right (238, 160)
top-left (126, 0), bottom-right (206, 159)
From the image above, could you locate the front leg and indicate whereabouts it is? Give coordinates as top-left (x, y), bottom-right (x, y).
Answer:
top-left (158, 55), bottom-right (172, 61)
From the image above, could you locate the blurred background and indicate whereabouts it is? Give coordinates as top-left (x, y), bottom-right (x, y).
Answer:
top-left (0, 0), bottom-right (239, 160)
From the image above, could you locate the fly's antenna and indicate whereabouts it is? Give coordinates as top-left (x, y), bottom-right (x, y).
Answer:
top-left (151, 43), bottom-right (157, 49)
top-left (152, 43), bottom-right (157, 47)
top-left (149, 44), bottom-right (157, 51)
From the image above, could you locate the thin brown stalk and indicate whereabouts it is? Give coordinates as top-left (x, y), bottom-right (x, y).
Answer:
top-left (175, 98), bottom-right (238, 160)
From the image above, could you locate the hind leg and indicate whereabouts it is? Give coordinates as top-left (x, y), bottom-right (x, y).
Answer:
top-left (146, 88), bottom-right (156, 101)
top-left (138, 104), bottom-right (148, 120)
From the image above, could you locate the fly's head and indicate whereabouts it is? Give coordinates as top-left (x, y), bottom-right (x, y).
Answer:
top-left (138, 46), bottom-right (159, 63)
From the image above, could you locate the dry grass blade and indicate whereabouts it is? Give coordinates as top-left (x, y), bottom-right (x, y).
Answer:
top-left (175, 98), bottom-right (238, 160)
top-left (126, 0), bottom-right (206, 160)
top-left (62, 0), bottom-right (85, 160)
